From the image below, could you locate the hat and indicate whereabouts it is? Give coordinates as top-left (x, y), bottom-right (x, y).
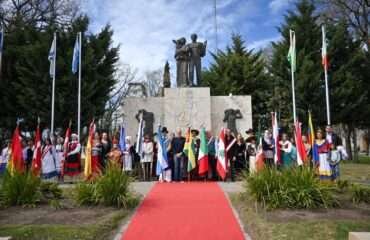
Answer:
top-left (246, 135), bottom-right (256, 142)
top-left (191, 129), bottom-right (199, 135)
top-left (245, 128), bottom-right (254, 134)
top-left (161, 127), bottom-right (168, 133)
top-left (71, 133), bottom-right (78, 139)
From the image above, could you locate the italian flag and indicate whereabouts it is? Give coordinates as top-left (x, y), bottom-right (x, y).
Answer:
top-left (31, 124), bottom-right (42, 176)
top-left (216, 128), bottom-right (227, 180)
top-left (198, 127), bottom-right (209, 175)
top-left (322, 25), bottom-right (328, 71)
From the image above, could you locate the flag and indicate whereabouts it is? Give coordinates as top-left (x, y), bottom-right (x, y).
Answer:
top-left (255, 120), bottom-right (265, 172)
top-left (135, 117), bottom-right (144, 157)
top-left (287, 30), bottom-right (296, 72)
top-left (119, 125), bottom-right (126, 152)
top-left (272, 112), bottom-right (281, 165)
top-left (294, 121), bottom-right (307, 165)
top-left (61, 124), bottom-right (71, 177)
top-left (216, 128), bottom-right (227, 180)
top-left (321, 25), bottom-right (328, 71)
top-left (72, 33), bottom-right (80, 74)
top-left (84, 120), bottom-right (95, 178)
top-left (48, 34), bottom-right (56, 77)
top-left (184, 128), bottom-right (196, 172)
top-left (156, 126), bottom-right (168, 176)
top-left (8, 125), bottom-right (24, 174)
top-left (198, 127), bottom-right (209, 175)
top-left (31, 124), bottom-right (42, 176)
top-left (307, 111), bottom-right (315, 147)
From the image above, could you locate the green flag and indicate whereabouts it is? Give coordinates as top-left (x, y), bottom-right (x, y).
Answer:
top-left (287, 30), bottom-right (296, 72)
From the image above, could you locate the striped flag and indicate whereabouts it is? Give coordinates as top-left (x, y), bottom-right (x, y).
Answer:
top-left (307, 111), bottom-right (315, 147)
top-left (135, 117), bottom-right (144, 157)
top-left (184, 128), bottom-right (196, 172)
top-left (216, 128), bottom-right (227, 180)
top-left (272, 112), bottom-right (281, 165)
top-left (198, 127), bottom-right (209, 175)
top-left (321, 25), bottom-right (328, 71)
top-left (48, 34), bottom-right (56, 77)
top-left (72, 33), bottom-right (80, 74)
top-left (84, 120), bottom-right (95, 178)
top-left (31, 123), bottom-right (42, 176)
top-left (287, 30), bottom-right (296, 72)
top-left (255, 122), bottom-right (265, 172)
top-left (8, 125), bottom-right (24, 174)
top-left (156, 126), bottom-right (168, 176)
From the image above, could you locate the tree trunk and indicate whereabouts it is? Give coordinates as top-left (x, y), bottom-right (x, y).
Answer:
top-left (344, 123), bottom-right (353, 161)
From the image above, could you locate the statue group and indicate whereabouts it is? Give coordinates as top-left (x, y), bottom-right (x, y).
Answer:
top-left (173, 34), bottom-right (207, 87)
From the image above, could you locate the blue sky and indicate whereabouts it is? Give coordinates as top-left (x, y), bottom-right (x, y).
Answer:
top-left (82, 0), bottom-right (295, 78)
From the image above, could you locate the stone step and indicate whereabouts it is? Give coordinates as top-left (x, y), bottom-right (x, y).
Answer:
top-left (349, 232), bottom-right (370, 240)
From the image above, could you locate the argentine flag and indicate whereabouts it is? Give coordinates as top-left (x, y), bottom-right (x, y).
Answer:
top-left (72, 33), bottom-right (80, 74)
top-left (156, 126), bottom-right (168, 176)
top-left (48, 34), bottom-right (56, 77)
top-left (119, 125), bottom-right (126, 152)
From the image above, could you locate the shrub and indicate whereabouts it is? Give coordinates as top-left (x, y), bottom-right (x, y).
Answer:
top-left (245, 167), bottom-right (338, 209)
top-left (95, 164), bottom-right (138, 208)
top-left (351, 184), bottom-right (370, 204)
top-left (40, 182), bottom-right (63, 199)
top-left (74, 182), bottom-right (98, 206)
top-left (0, 170), bottom-right (41, 207)
top-left (74, 164), bottom-right (138, 208)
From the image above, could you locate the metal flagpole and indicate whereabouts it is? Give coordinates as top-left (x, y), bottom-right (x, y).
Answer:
top-left (78, 32), bottom-right (82, 138)
top-left (322, 25), bottom-right (331, 125)
top-left (290, 30), bottom-right (297, 124)
top-left (51, 32), bottom-right (56, 134)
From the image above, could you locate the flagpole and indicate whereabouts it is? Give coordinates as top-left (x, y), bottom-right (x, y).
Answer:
top-left (51, 32), bottom-right (56, 134)
top-left (290, 30), bottom-right (297, 123)
top-left (322, 25), bottom-right (331, 126)
top-left (77, 32), bottom-right (82, 138)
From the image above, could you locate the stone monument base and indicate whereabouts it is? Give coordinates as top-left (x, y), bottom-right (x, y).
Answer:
top-left (121, 87), bottom-right (252, 138)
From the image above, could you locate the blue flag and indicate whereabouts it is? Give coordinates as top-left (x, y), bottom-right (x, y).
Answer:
top-left (119, 125), bottom-right (126, 152)
top-left (72, 33), bottom-right (79, 74)
top-left (156, 126), bottom-right (168, 176)
top-left (48, 35), bottom-right (56, 77)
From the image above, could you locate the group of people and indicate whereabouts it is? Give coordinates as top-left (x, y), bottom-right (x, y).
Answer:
top-left (0, 124), bottom-right (347, 182)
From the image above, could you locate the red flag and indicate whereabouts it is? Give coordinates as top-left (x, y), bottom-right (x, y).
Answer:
top-left (31, 126), bottom-right (42, 176)
top-left (272, 112), bottom-right (281, 165)
top-left (255, 138), bottom-right (265, 172)
top-left (295, 121), bottom-right (307, 165)
top-left (216, 128), bottom-right (227, 180)
top-left (9, 126), bottom-right (24, 173)
top-left (61, 125), bottom-right (71, 177)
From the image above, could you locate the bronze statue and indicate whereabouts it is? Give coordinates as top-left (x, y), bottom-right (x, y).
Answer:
top-left (173, 37), bottom-right (189, 87)
top-left (135, 109), bottom-right (155, 137)
top-left (187, 34), bottom-right (207, 86)
top-left (223, 109), bottom-right (243, 135)
top-left (163, 61), bottom-right (171, 88)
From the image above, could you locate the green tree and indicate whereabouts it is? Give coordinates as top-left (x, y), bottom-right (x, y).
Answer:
top-left (269, 0), bottom-right (323, 128)
top-left (0, 2), bottom-right (119, 136)
top-left (202, 34), bottom-right (271, 128)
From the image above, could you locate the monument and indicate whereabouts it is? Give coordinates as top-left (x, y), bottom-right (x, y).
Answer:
top-left (121, 34), bottom-right (252, 138)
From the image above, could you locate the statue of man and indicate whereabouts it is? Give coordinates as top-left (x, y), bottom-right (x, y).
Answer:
top-left (173, 37), bottom-right (189, 87)
top-left (187, 34), bottom-right (207, 86)
top-left (223, 109), bottom-right (243, 135)
top-left (135, 109), bottom-right (155, 137)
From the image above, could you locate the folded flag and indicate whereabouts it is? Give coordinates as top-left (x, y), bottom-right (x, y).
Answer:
top-left (198, 127), bottom-right (209, 175)
top-left (216, 128), bottom-right (227, 180)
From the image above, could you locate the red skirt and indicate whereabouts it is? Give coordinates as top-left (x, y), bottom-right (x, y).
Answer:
top-left (64, 154), bottom-right (81, 176)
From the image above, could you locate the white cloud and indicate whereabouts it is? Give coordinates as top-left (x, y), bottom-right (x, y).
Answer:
top-left (269, 0), bottom-right (294, 14)
top-left (82, 0), bottom-right (260, 81)
top-left (248, 35), bottom-right (281, 50)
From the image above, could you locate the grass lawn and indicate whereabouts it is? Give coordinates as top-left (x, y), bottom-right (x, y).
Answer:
top-left (341, 163), bottom-right (370, 184)
top-left (231, 193), bottom-right (370, 240)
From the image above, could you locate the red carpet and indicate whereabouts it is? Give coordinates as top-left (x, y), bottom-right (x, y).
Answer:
top-left (122, 182), bottom-right (245, 240)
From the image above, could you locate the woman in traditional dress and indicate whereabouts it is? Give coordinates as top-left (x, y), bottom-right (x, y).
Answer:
top-left (91, 132), bottom-right (102, 175)
top-left (262, 130), bottom-right (274, 167)
top-left (246, 136), bottom-right (257, 174)
top-left (142, 134), bottom-right (154, 181)
top-left (313, 129), bottom-right (331, 180)
top-left (55, 136), bottom-right (64, 181)
top-left (0, 140), bottom-right (10, 174)
top-left (41, 138), bottom-right (58, 180)
top-left (122, 136), bottom-right (134, 173)
top-left (279, 133), bottom-right (295, 168)
top-left (64, 133), bottom-right (81, 178)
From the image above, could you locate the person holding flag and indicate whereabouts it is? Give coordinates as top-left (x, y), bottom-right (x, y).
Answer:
top-left (216, 128), bottom-right (227, 180)
top-left (8, 122), bottom-right (24, 174)
top-left (41, 137), bottom-right (58, 179)
top-left (64, 133), bottom-right (81, 179)
top-left (156, 126), bottom-right (169, 182)
top-left (184, 127), bottom-right (196, 181)
top-left (55, 136), bottom-right (65, 181)
top-left (197, 127), bottom-right (209, 178)
top-left (84, 120), bottom-right (101, 180)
